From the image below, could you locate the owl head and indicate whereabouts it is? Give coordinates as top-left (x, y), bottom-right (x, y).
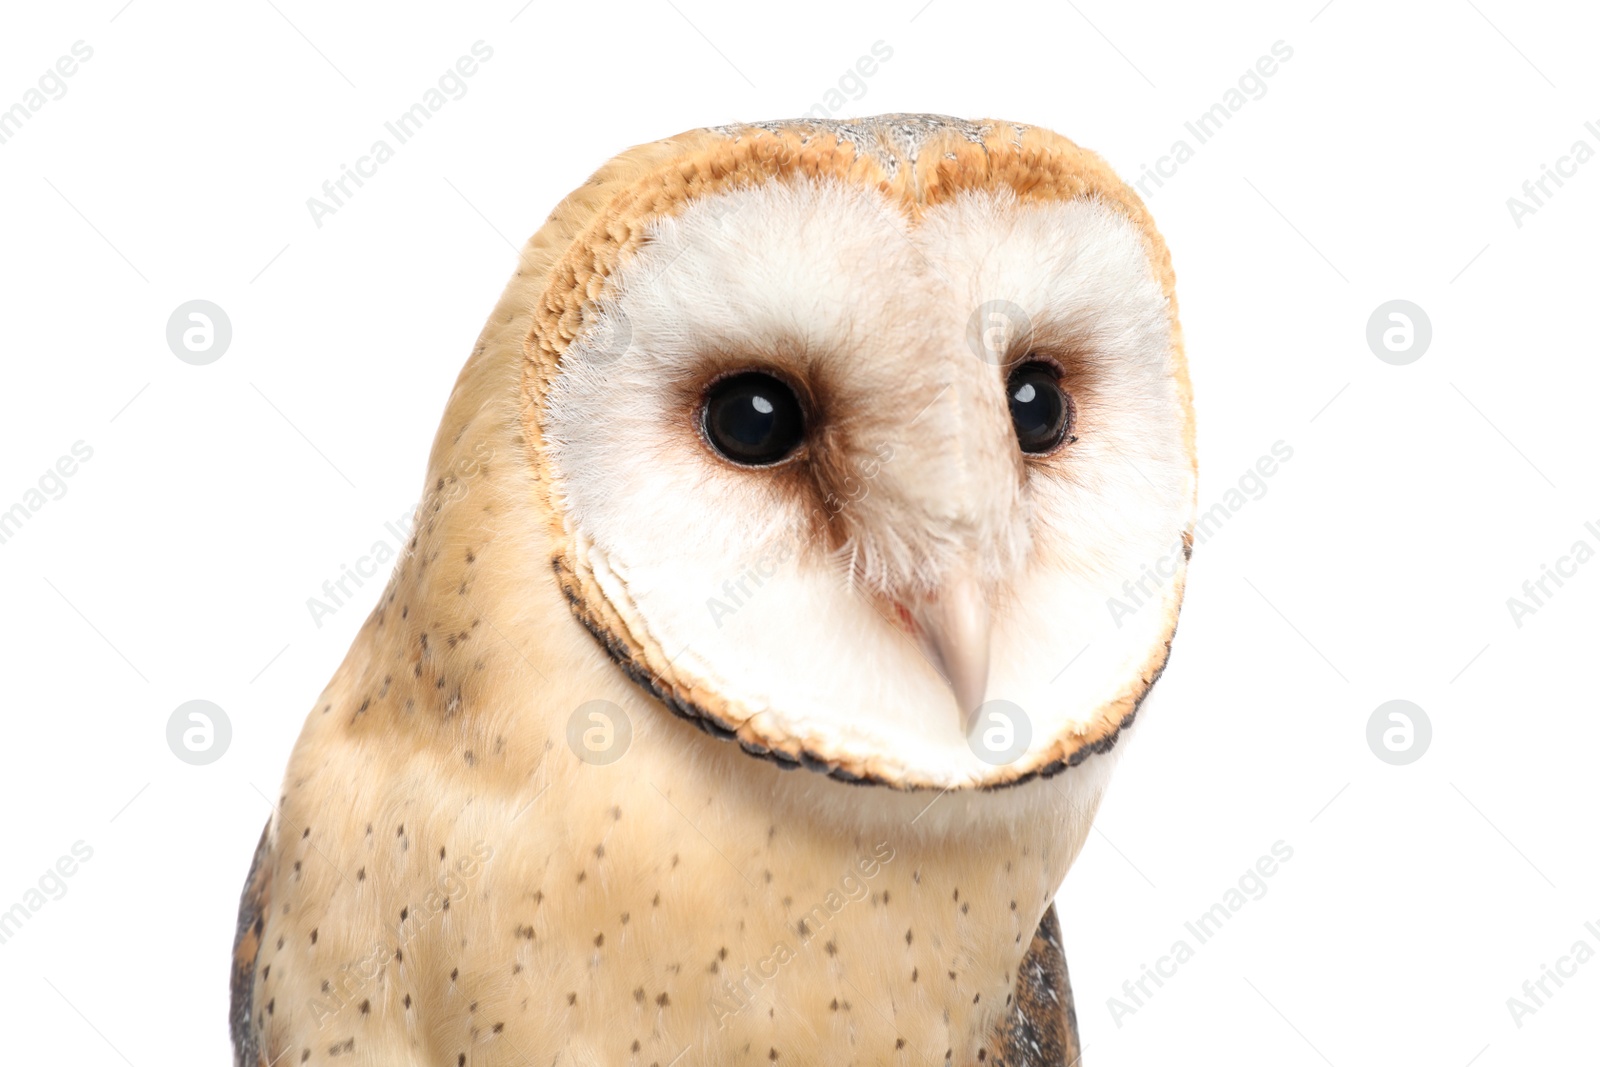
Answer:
top-left (511, 115), bottom-right (1194, 791)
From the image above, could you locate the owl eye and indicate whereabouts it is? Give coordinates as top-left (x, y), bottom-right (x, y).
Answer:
top-left (1007, 361), bottom-right (1073, 454)
top-left (702, 372), bottom-right (805, 466)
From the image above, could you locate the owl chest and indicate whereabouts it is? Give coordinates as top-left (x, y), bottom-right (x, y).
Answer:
top-left (412, 784), bottom-right (1064, 1064)
top-left (260, 705), bottom-right (1076, 1064)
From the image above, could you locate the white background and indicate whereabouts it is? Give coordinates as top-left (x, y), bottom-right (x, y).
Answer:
top-left (1, 1), bottom-right (1596, 1063)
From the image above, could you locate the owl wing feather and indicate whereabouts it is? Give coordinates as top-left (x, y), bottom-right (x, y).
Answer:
top-left (987, 904), bottom-right (1084, 1066)
top-left (229, 820), bottom-right (272, 1067)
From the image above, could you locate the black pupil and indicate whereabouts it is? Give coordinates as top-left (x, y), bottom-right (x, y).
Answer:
top-left (1007, 363), bottom-right (1069, 453)
top-left (703, 372), bottom-right (804, 465)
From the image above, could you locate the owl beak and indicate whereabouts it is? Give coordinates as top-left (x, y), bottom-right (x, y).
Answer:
top-left (911, 574), bottom-right (992, 738)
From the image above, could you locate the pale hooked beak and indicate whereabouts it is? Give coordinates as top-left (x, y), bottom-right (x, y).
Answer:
top-left (908, 573), bottom-right (992, 738)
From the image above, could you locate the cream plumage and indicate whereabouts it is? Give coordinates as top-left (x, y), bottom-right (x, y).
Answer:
top-left (232, 114), bottom-right (1195, 1067)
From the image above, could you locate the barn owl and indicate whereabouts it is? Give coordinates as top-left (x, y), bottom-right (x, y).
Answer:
top-left (232, 114), bottom-right (1195, 1067)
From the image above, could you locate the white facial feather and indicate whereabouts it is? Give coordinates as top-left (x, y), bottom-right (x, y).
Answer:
top-left (544, 179), bottom-right (1192, 788)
